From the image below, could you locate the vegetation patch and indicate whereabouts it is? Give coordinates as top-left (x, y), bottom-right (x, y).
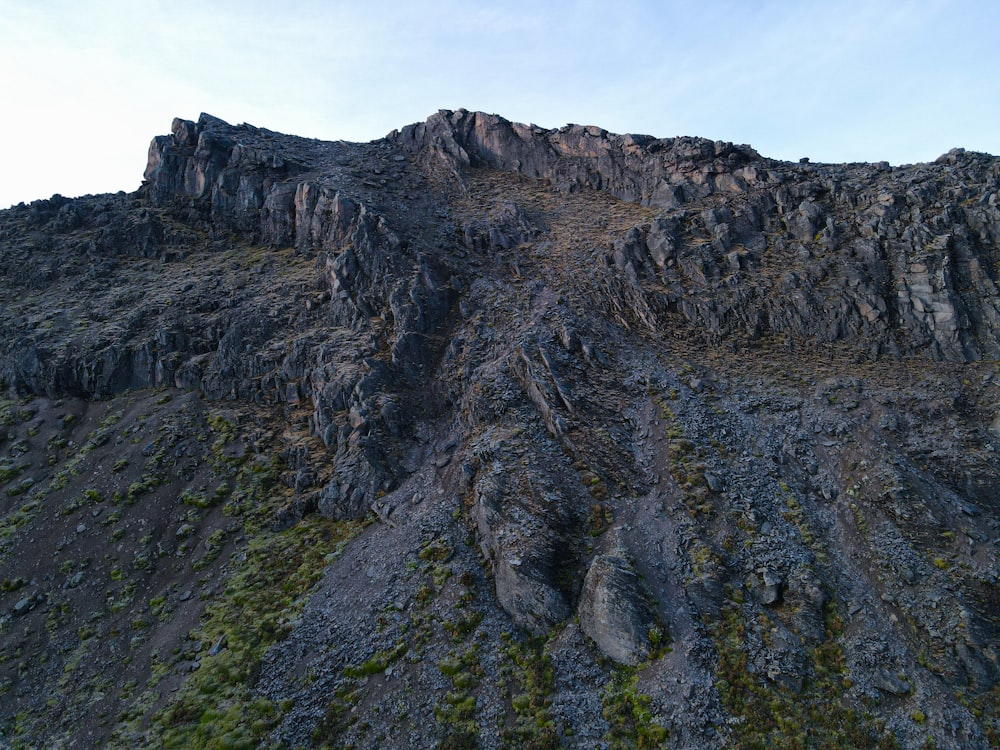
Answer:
top-left (129, 513), bottom-right (362, 748)
top-left (0, 459), bottom-right (30, 484)
top-left (435, 646), bottom-right (482, 750)
top-left (657, 402), bottom-right (714, 518)
top-left (601, 667), bottom-right (668, 749)
top-left (586, 501), bottom-right (613, 536)
top-left (956, 682), bottom-right (1000, 748)
top-left (713, 600), bottom-right (899, 748)
top-left (312, 682), bottom-right (361, 748)
top-left (1, 500), bottom-right (43, 555)
top-left (343, 640), bottom-right (409, 679)
top-left (500, 636), bottom-right (560, 749)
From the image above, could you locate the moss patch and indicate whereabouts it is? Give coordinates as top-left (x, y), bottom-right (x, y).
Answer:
top-left (713, 600), bottom-right (899, 749)
top-left (500, 636), bottom-right (560, 749)
top-left (601, 668), bottom-right (668, 749)
top-left (124, 516), bottom-right (362, 749)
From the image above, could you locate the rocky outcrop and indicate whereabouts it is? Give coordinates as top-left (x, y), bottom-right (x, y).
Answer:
top-left (391, 109), bottom-right (759, 207)
top-left (2, 111), bottom-right (999, 750)
top-left (592, 185), bottom-right (1000, 360)
top-left (470, 467), bottom-right (575, 634)
top-left (144, 114), bottom-right (309, 236)
top-left (394, 110), bottom-right (1000, 362)
top-left (461, 200), bottom-right (540, 253)
top-left (0, 116), bottom-right (468, 522)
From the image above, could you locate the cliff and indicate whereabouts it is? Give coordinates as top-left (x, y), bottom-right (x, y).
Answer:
top-left (0, 111), bottom-right (998, 749)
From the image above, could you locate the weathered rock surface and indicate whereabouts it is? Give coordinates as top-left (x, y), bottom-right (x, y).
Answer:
top-left (396, 110), bottom-right (1000, 362)
top-left (577, 551), bottom-right (657, 665)
top-left (1, 111), bottom-right (998, 749)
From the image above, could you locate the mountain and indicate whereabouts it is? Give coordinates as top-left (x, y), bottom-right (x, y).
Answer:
top-left (1, 110), bottom-right (998, 749)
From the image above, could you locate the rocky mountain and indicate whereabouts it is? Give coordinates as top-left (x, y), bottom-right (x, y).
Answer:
top-left (1, 109), bottom-right (998, 749)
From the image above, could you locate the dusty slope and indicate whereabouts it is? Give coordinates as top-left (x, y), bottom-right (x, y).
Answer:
top-left (1, 111), bottom-right (998, 749)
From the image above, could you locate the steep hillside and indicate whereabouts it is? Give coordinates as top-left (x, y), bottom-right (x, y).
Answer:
top-left (1, 111), bottom-right (998, 749)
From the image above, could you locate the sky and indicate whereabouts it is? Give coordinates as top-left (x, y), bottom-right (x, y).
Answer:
top-left (0, 0), bottom-right (997, 209)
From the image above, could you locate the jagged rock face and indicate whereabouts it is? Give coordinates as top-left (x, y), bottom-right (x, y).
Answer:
top-left (1, 111), bottom-right (999, 749)
top-left (395, 109), bottom-right (1000, 361)
top-left (392, 108), bottom-right (760, 207)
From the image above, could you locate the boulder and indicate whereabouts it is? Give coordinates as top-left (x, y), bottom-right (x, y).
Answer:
top-left (578, 553), bottom-right (657, 665)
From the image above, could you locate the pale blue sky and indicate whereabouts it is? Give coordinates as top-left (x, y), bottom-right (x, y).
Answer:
top-left (1, 0), bottom-right (997, 208)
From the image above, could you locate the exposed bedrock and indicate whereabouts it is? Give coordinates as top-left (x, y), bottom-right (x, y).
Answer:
top-left (3, 110), bottom-right (1000, 750)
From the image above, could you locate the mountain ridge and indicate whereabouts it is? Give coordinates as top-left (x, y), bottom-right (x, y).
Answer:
top-left (0, 111), bottom-right (998, 748)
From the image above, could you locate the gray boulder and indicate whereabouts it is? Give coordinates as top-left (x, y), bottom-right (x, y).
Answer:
top-left (578, 552), bottom-right (657, 665)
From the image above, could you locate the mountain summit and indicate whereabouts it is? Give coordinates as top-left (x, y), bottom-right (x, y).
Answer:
top-left (1, 111), bottom-right (998, 748)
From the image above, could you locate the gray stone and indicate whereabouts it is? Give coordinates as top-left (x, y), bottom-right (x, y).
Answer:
top-left (874, 669), bottom-right (911, 696)
top-left (208, 634), bottom-right (228, 656)
top-left (704, 472), bottom-right (724, 492)
top-left (577, 553), bottom-right (656, 665)
top-left (759, 569), bottom-right (784, 606)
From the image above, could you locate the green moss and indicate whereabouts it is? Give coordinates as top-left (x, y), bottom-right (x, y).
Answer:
top-left (132, 508), bottom-right (363, 749)
top-left (418, 537), bottom-right (453, 563)
top-left (602, 668), bottom-right (668, 749)
top-left (712, 600), bottom-right (899, 749)
top-left (443, 611), bottom-right (483, 641)
top-left (1, 577), bottom-right (27, 593)
top-left (0, 460), bottom-right (29, 484)
top-left (191, 529), bottom-right (229, 571)
top-left (587, 502), bottom-right (613, 536)
top-left (343, 641), bottom-right (408, 678)
top-left (415, 584), bottom-right (434, 606)
top-left (647, 626), bottom-right (667, 657)
top-left (432, 562), bottom-right (453, 588)
top-left (126, 481), bottom-right (148, 503)
top-left (221, 457), bottom-right (282, 533)
top-left (660, 420), bottom-right (715, 519)
top-left (5, 479), bottom-right (33, 497)
top-left (313, 683), bottom-right (361, 747)
top-left (435, 646), bottom-right (482, 749)
top-left (206, 411), bottom-right (241, 468)
top-left (60, 495), bottom-right (87, 515)
top-left (500, 637), bottom-right (560, 749)
top-left (98, 409), bottom-right (124, 429)
top-left (0, 401), bottom-right (16, 427)
top-left (1, 500), bottom-right (42, 542)
top-left (955, 681), bottom-right (1000, 746)
top-left (177, 488), bottom-right (205, 507)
